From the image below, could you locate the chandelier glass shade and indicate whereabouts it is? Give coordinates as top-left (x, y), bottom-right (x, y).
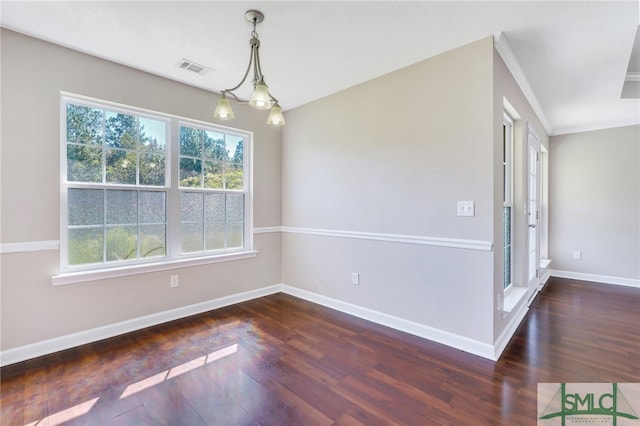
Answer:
top-left (267, 102), bottom-right (285, 127)
top-left (214, 10), bottom-right (285, 127)
top-left (213, 95), bottom-right (234, 120)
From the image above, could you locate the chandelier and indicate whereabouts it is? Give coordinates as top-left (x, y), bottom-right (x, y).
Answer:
top-left (213, 10), bottom-right (285, 127)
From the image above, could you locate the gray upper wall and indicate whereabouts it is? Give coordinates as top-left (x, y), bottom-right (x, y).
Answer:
top-left (549, 125), bottom-right (640, 281)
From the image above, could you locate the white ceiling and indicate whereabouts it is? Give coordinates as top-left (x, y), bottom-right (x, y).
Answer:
top-left (1, 1), bottom-right (639, 135)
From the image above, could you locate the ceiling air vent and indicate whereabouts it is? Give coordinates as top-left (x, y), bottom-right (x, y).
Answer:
top-left (177, 59), bottom-right (213, 75)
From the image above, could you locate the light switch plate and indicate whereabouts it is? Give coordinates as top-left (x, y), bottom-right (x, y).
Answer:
top-left (457, 201), bottom-right (475, 217)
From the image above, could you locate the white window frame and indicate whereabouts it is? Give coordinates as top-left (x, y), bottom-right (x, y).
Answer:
top-left (55, 93), bottom-right (255, 285)
top-left (503, 112), bottom-right (514, 293)
top-left (175, 120), bottom-right (253, 257)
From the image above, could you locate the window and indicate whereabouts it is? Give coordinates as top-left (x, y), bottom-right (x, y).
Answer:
top-left (503, 113), bottom-right (514, 290)
top-left (178, 124), bottom-right (246, 254)
top-left (61, 95), bottom-right (252, 274)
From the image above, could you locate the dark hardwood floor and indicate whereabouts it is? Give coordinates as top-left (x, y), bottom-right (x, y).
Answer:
top-left (1, 277), bottom-right (639, 425)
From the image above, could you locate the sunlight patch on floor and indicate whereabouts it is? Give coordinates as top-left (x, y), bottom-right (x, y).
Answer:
top-left (24, 397), bottom-right (99, 426)
top-left (120, 343), bottom-right (238, 399)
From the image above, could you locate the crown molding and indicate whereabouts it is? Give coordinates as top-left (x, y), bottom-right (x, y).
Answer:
top-left (553, 119), bottom-right (640, 136)
top-left (493, 32), bottom-right (554, 136)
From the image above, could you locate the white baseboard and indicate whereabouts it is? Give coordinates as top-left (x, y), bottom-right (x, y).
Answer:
top-left (540, 268), bottom-right (551, 286)
top-left (494, 299), bottom-right (529, 359)
top-left (3, 282), bottom-right (528, 366)
top-left (0, 285), bottom-right (282, 367)
top-left (280, 284), bottom-right (497, 361)
top-left (550, 269), bottom-right (640, 288)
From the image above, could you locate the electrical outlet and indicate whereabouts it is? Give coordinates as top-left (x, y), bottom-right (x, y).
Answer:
top-left (352, 272), bottom-right (360, 285)
top-left (497, 293), bottom-right (502, 311)
top-left (170, 275), bottom-right (179, 288)
top-left (457, 201), bottom-right (475, 217)
top-left (573, 251), bottom-right (581, 260)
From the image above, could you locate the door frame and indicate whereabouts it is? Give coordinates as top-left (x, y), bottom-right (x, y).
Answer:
top-left (526, 125), bottom-right (541, 296)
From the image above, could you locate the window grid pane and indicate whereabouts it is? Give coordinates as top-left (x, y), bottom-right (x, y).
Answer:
top-left (180, 191), bottom-right (245, 254)
top-left (179, 124), bottom-right (244, 191)
top-left (106, 225), bottom-right (138, 262)
top-left (66, 103), bottom-right (167, 187)
top-left (66, 187), bottom-right (167, 267)
top-left (503, 206), bottom-right (512, 289)
top-left (68, 227), bottom-right (103, 266)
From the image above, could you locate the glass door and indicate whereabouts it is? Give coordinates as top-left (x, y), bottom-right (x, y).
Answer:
top-left (527, 126), bottom-right (540, 293)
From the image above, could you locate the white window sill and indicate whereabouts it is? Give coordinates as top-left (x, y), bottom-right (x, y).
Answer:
top-left (503, 286), bottom-right (528, 313)
top-left (52, 251), bottom-right (258, 286)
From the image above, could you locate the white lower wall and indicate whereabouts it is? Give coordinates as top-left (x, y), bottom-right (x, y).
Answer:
top-left (2, 280), bottom-right (503, 367)
top-left (0, 284), bottom-right (283, 367)
top-left (0, 233), bottom-right (282, 351)
top-left (281, 232), bottom-right (495, 346)
top-left (281, 284), bottom-right (496, 359)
